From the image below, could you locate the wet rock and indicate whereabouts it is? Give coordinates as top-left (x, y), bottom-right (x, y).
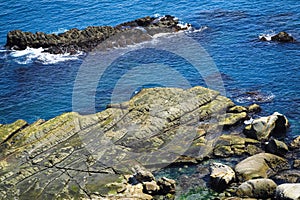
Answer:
top-left (266, 138), bottom-right (288, 157)
top-left (244, 112), bottom-right (289, 140)
top-left (210, 162), bottom-right (235, 192)
top-left (271, 32), bottom-right (295, 42)
top-left (236, 178), bottom-right (277, 199)
top-left (275, 183), bottom-right (300, 200)
top-left (235, 153), bottom-right (290, 182)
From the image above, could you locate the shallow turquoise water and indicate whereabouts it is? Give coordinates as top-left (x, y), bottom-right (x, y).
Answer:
top-left (0, 0), bottom-right (299, 138)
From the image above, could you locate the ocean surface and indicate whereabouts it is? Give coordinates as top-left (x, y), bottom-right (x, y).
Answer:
top-left (0, 0), bottom-right (299, 141)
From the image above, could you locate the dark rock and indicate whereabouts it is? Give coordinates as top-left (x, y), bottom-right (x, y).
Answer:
top-left (157, 177), bottom-right (176, 195)
top-left (271, 169), bottom-right (300, 183)
top-left (236, 178), bottom-right (277, 199)
top-left (210, 162), bottom-right (235, 192)
top-left (271, 31), bottom-right (295, 42)
top-left (5, 15), bottom-right (188, 54)
top-left (266, 138), bottom-right (289, 157)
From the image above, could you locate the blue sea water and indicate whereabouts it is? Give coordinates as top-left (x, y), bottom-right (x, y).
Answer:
top-left (0, 0), bottom-right (299, 139)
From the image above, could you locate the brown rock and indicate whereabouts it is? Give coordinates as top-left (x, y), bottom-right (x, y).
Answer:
top-left (143, 181), bottom-right (159, 194)
top-left (236, 178), bottom-right (277, 198)
top-left (235, 153), bottom-right (290, 182)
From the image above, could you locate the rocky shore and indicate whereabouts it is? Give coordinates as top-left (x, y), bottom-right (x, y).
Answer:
top-left (0, 86), bottom-right (299, 199)
top-left (5, 15), bottom-right (190, 54)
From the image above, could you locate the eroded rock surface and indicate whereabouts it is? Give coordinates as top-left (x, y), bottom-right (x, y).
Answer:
top-left (0, 86), bottom-right (245, 199)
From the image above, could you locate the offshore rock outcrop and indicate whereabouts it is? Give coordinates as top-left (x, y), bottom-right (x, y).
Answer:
top-left (0, 86), bottom-right (298, 199)
top-left (260, 31), bottom-right (296, 42)
top-left (5, 15), bottom-right (190, 54)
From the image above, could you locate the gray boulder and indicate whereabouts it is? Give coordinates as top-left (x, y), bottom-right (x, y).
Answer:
top-left (275, 183), bottom-right (300, 200)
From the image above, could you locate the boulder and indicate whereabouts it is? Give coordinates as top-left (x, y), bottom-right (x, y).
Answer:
top-left (291, 136), bottom-right (300, 149)
top-left (235, 153), bottom-right (289, 182)
top-left (143, 181), bottom-right (160, 194)
top-left (275, 183), bottom-right (300, 200)
top-left (247, 104), bottom-right (261, 113)
top-left (210, 162), bottom-right (235, 191)
top-left (266, 138), bottom-right (289, 157)
top-left (244, 112), bottom-right (289, 140)
top-left (293, 160), bottom-right (300, 169)
top-left (271, 32), bottom-right (295, 42)
top-left (236, 178), bottom-right (277, 199)
top-left (133, 166), bottom-right (155, 183)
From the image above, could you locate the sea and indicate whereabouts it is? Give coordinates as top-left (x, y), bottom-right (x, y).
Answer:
top-left (0, 1), bottom-right (299, 136)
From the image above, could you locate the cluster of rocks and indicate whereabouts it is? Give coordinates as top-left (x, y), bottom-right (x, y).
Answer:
top-left (204, 111), bottom-right (300, 199)
top-left (260, 31), bottom-right (296, 42)
top-left (0, 86), bottom-right (299, 199)
top-left (5, 15), bottom-right (190, 54)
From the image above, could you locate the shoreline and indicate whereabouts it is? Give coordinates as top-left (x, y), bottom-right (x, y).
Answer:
top-left (0, 86), bottom-right (299, 199)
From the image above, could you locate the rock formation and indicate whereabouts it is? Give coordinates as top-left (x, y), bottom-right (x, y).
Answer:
top-left (0, 86), bottom-right (298, 199)
top-left (260, 31), bottom-right (296, 42)
top-left (5, 15), bottom-right (190, 54)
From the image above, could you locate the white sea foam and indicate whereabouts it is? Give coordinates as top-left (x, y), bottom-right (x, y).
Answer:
top-left (10, 47), bottom-right (83, 65)
top-left (235, 92), bottom-right (275, 103)
top-left (259, 30), bottom-right (276, 41)
top-left (52, 28), bottom-right (69, 35)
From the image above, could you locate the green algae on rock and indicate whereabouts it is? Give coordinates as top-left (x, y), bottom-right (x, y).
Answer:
top-left (0, 86), bottom-right (296, 199)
